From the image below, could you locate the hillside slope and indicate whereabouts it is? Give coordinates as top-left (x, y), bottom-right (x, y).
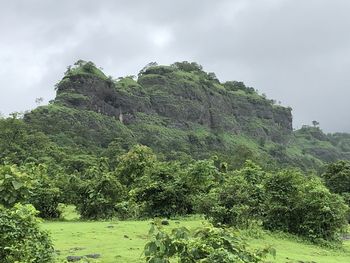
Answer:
top-left (23, 61), bottom-right (350, 169)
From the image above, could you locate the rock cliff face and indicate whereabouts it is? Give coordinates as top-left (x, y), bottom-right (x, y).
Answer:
top-left (54, 63), bottom-right (292, 144)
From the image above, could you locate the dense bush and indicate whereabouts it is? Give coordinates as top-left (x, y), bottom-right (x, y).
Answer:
top-left (0, 163), bottom-right (62, 219)
top-left (322, 160), bottom-right (350, 196)
top-left (27, 164), bottom-right (62, 219)
top-left (116, 145), bottom-right (157, 188)
top-left (76, 164), bottom-right (126, 219)
top-left (144, 221), bottom-right (274, 263)
top-left (199, 161), bottom-right (348, 241)
top-left (198, 175), bottom-right (253, 227)
top-left (131, 162), bottom-right (192, 218)
top-left (198, 161), bottom-right (265, 227)
top-left (185, 159), bottom-right (220, 194)
top-left (298, 178), bottom-right (349, 240)
top-left (264, 170), bottom-right (348, 241)
top-left (0, 204), bottom-right (54, 263)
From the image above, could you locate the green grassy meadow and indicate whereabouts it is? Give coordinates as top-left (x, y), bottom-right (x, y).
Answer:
top-left (43, 219), bottom-right (350, 263)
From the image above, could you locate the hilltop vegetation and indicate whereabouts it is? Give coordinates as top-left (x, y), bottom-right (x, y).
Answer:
top-left (0, 60), bottom-right (350, 262)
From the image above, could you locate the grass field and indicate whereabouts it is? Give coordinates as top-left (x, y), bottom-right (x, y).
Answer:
top-left (43, 219), bottom-right (350, 263)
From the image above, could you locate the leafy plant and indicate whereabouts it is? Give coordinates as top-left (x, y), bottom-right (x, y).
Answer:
top-left (0, 204), bottom-right (54, 263)
top-left (131, 162), bottom-right (192, 218)
top-left (27, 164), bottom-right (62, 219)
top-left (144, 220), bottom-right (275, 263)
top-left (264, 170), bottom-right (349, 241)
top-left (197, 161), bottom-right (266, 227)
top-left (0, 164), bottom-right (33, 207)
top-left (116, 145), bottom-right (157, 188)
top-left (322, 160), bottom-right (350, 199)
top-left (76, 161), bottom-right (126, 219)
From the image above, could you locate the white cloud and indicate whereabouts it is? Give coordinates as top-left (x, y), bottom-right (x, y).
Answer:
top-left (151, 28), bottom-right (173, 48)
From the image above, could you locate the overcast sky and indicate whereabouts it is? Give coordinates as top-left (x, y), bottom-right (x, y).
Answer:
top-left (1, 0), bottom-right (349, 132)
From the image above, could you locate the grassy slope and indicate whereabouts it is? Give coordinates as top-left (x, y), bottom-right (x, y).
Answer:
top-left (43, 220), bottom-right (350, 263)
top-left (250, 234), bottom-right (350, 263)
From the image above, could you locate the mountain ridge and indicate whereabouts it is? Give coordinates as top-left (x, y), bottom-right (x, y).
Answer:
top-left (22, 60), bottom-right (350, 170)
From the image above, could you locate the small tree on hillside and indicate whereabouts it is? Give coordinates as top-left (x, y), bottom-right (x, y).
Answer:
top-left (312, 120), bottom-right (320, 127)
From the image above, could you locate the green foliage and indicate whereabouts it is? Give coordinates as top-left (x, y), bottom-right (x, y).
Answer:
top-left (0, 164), bottom-right (33, 207)
top-left (76, 159), bottom-right (126, 219)
top-left (322, 160), bottom-right (350, 195)
top-left (0, 115), bottom-right (55, 165)
top-left (199, 175), bottom-right (253, 227)
top-left (27, 164), bottom-right (62, 219)
top-left (116, 145), bottom-right (157, 187)
top-left (223, 81), bottom-right (256, 94)
top-left (185, 159), bottom-right (220, 193)
top-left (171, 61), bottom-right (203, 72)
top-left (264, 170), bottom-right (349, 241)
top-left (63, 60), bottom-right (108, 80)
top-left (0, 203), bottom-right (54, 263)
top-left (144, 221), bottom-right (274, 263)
top-left (198, 161), bottom-right (266, 227)
top-left (55, 92), bottom-right (90, 106)
top-left (199, 161), bottom-right (348, 242)
top-left (298, 178), bottom-right (349, 241)
top-left (26, 104), bottom-right (134, 150)
top-left (131, 162), bottom-right (192, 218)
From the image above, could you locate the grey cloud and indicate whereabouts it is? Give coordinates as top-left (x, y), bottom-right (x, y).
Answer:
top-left (0, 0), bottom-right (349, 132)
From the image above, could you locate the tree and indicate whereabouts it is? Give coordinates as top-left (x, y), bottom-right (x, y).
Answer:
top-left (138, 62), bottom-right (158, 78)
top-left (322, 160), bottom-right (350, 194)
top-left (198, 161), bottom-right (266, 227)
top-left (131, 161), bottom-right (192, 217)
top-left (116, 145), bottom-right (157, 187)
top-left (0, 115), bottom-right (54, 165)
top-left (35, 97), bottom-right (44, 106)
top-left (75, 159), bottom-right (126, 219)
top-left (322, 160), bottom-right (350, 212)
top-left (185, 159), bottom-right (220, 194)
top-left (171, 61), bottom-right (203, 72)
top-left (312, 120), bottom-right (320, 127)
top-left (27, 164), bottom-right (61, 219)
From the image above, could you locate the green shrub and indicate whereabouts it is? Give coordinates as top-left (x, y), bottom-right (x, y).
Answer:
top-left (114, 200), bottom-right (141, 220)
top-left (116, 145), bottom-right (157, 188)
top-left (76, 165), bottom-right (126, 219)
top-left (263, 170), bottom-right (305, 232)
top-left (197, 161), bottom-right (266, 227)
top-left (144, 221), bottom-right (274, 263)
top-left (0, 204), bottom-right (54, 263)
top-left (185, 159), bottom-right (220, 194)
top-left (27, 164), bottom-right (62, 219)
top-left (298, 178), bottom-right (349, 240)
top-left (322, 160), bottom-right (350, 207)
top-left (131, 162), bottom-right (192, 218)
top-left (264, 170), bottom-right (349, 241)
top-left (198, 175), bottom-right (252, 227)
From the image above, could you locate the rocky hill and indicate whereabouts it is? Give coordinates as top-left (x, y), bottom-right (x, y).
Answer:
top-left (23, 61), bottom-right (350, 170)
